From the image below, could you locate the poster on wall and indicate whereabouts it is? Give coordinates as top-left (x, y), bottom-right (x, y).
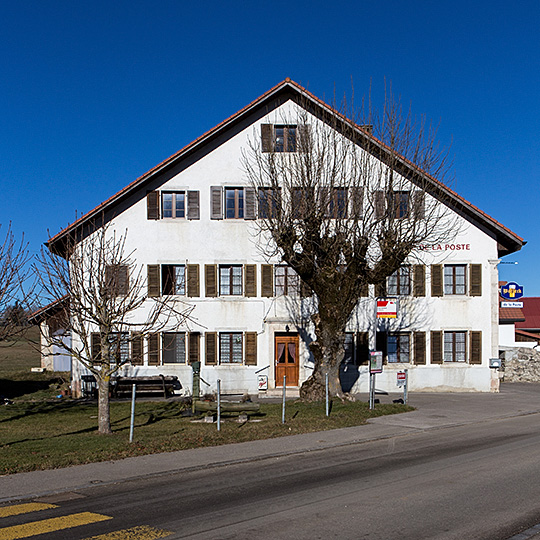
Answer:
top-left (377, 298), bottom-right (398, 318)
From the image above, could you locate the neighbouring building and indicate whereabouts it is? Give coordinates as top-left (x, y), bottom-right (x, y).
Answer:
top-left (41, 79), bottom-right (524, 396)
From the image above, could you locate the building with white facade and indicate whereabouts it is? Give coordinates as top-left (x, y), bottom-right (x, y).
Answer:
top-left (44, 79), bottom-right (523, 397)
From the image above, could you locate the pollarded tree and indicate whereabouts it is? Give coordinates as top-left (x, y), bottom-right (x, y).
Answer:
top-left (36, 223), bottom-right (193, 434)
top-left (243, 87), bottom-right (457, 400)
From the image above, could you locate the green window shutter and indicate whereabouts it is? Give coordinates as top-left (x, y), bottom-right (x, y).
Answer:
top-left (147, 265), bottom-right (160, 297)
top-left (470, 331), bottom-right (482, 365)
top-left (205, 332), bottom-right (217, 365)
top-left (414, 332), bottom-right (426, 365)
top-left (470, 264), bottom-right (482, 297)
top-left (430, 331), bottom-right (443, 364)
top-left (413, 265), bottom-right (426, 297)
top-left (147, 191), bottom-right (160, 220)
top-left (245, 332), bottom-right (257, 366)
top-left (148, 334), bottom-right (159, 366)
top-left (261, 264), bottom-right (274, 297)
top-left (431, 265), bottom-right (443, 297)
top-left (205, 265), bottom-right (217, 297)
top-left (188, 333), bottom-right (200, 365)
top-left (187, 264), bottom-right (200, 297)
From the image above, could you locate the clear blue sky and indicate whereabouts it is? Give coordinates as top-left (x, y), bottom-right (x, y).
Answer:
top-left (1, 0), bottom-right (538, 293)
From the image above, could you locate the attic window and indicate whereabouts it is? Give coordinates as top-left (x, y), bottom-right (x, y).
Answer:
top-left (261, 124), bottom-right (297, 153)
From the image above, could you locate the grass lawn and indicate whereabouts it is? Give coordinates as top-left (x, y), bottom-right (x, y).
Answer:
top-left (0, 326), bottom-right (414, 475)
top-left (0, 398), bottom-right (413, 475)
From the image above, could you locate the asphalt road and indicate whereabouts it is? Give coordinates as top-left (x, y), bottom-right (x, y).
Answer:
top-left (4, 410), bottom-right (540, 539)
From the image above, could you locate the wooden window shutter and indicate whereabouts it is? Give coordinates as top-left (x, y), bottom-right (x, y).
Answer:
top-left (210, 186), bottom-right (223, 219)
top-left (470, 331), bottom-right (482, 365)
top-left (413, 191), bottom-right (425, 220)
top-left (470, 264), bottom-right (482, 297)
top-left (117, 265), bottom-right (129, 295)
top-left (148, 334), bottom-right (159, 366)
top-left (414, 332), bottom-right (426, 365)
top-left (244, 264), bottom-right (257, 297)
top-left (147, 265), bottom-right (160, 297)
top-left (320, 187), bottom-right (331, 218)
top-left (374, 191), bottom-right (385, 219)
top-left (261, 124), bottom-right (273, 153)
top-left (245, 332), bottom-right (257, 366)
top-left (106, 264), bottom-right (129, 296)
top-left (187, 191), bottom-right (200, 220)
top-left (376, 332), bottom-right (387, 363)
top-left (430, 331), bottom-right (443, 364)
top-left (244, 188), bottom-right (257, 219)
top-left (413, 265), bottom-right (426, 297)
top-left (205, 332), bottom-right (217, 365)
top-left (350, 187), bottom-right (363, 219)
top-left (356, 332), bottom-right (369, 365)
top-left (431, 265), bottom-right (443, 297)
top-left (188, 333), bottom-right (200, 365)
top-left (298, 124), bottom-right (310, 153)
top-left (147, 191), bottom-right (160, 220)
top-left (205, 264), bottom-right (217, 297)
top-left (261, 264), bottom-right (274, 297)
top-left (187, 264), bottom-right (200, 297)
top-left (131, 332), bottom-right (143, 366)
top-left (91, 332), bottom-right (101, 361)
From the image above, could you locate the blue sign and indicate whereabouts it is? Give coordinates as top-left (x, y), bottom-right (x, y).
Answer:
top-left (500, 282), bottom-right (524, 300)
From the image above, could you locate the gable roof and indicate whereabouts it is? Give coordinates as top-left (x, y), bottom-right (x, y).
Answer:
top-left (46, 78), bottom-right (524, 258)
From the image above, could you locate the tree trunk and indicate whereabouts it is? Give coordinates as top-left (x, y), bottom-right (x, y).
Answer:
top-left (97, 377), bottom-right (112, 435)
top-left (299, 309), bottom-right (348, 401)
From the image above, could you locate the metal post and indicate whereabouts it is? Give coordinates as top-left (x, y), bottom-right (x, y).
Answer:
top-left (404, 369), bottom-right (408, 405)
top-left (369, 373), bottom-right (376, 410)
top-left (217, 379), bottom-right (221, 432)
top-left (129, 384), bottom-right (136, 443)
top-left (282, 375), bottom-right (286, 424)
top-left (325, 372), bottom-right (329, 416)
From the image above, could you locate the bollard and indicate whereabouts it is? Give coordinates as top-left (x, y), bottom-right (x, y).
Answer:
top-left (217, 379), bottom-right (221, 431)
top-left (282, 375), bottom-right (286, 424)
top-left (129, 384), bottom-right (136, 443)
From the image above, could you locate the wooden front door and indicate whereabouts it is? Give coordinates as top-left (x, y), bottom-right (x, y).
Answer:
top-left (275, 335), bottom-right (299, 387)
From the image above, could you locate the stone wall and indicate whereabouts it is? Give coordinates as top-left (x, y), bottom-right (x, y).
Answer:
top-left (502, 347), bottom-right (540, 382)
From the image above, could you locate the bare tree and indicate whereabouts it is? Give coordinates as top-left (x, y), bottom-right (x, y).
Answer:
top-left (0, 223), bottom-right (32, 343)
top-left (36, 223), bottom-right (193, 434)
top-left (243, 88), bottom-right (457, 400)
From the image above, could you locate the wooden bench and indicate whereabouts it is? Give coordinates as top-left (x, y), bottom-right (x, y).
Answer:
top-left (111, 375), bottom-right (181, 398)
top-left (193, 400), bottom-right (260, 415)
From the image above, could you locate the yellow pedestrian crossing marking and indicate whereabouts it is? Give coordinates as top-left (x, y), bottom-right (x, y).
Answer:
top-left (0, 504), bottom-right (57, 519)
top-left (83, 525), bottom-right (172, 539)
top-left (0, 511), bottom-right (112, 540)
